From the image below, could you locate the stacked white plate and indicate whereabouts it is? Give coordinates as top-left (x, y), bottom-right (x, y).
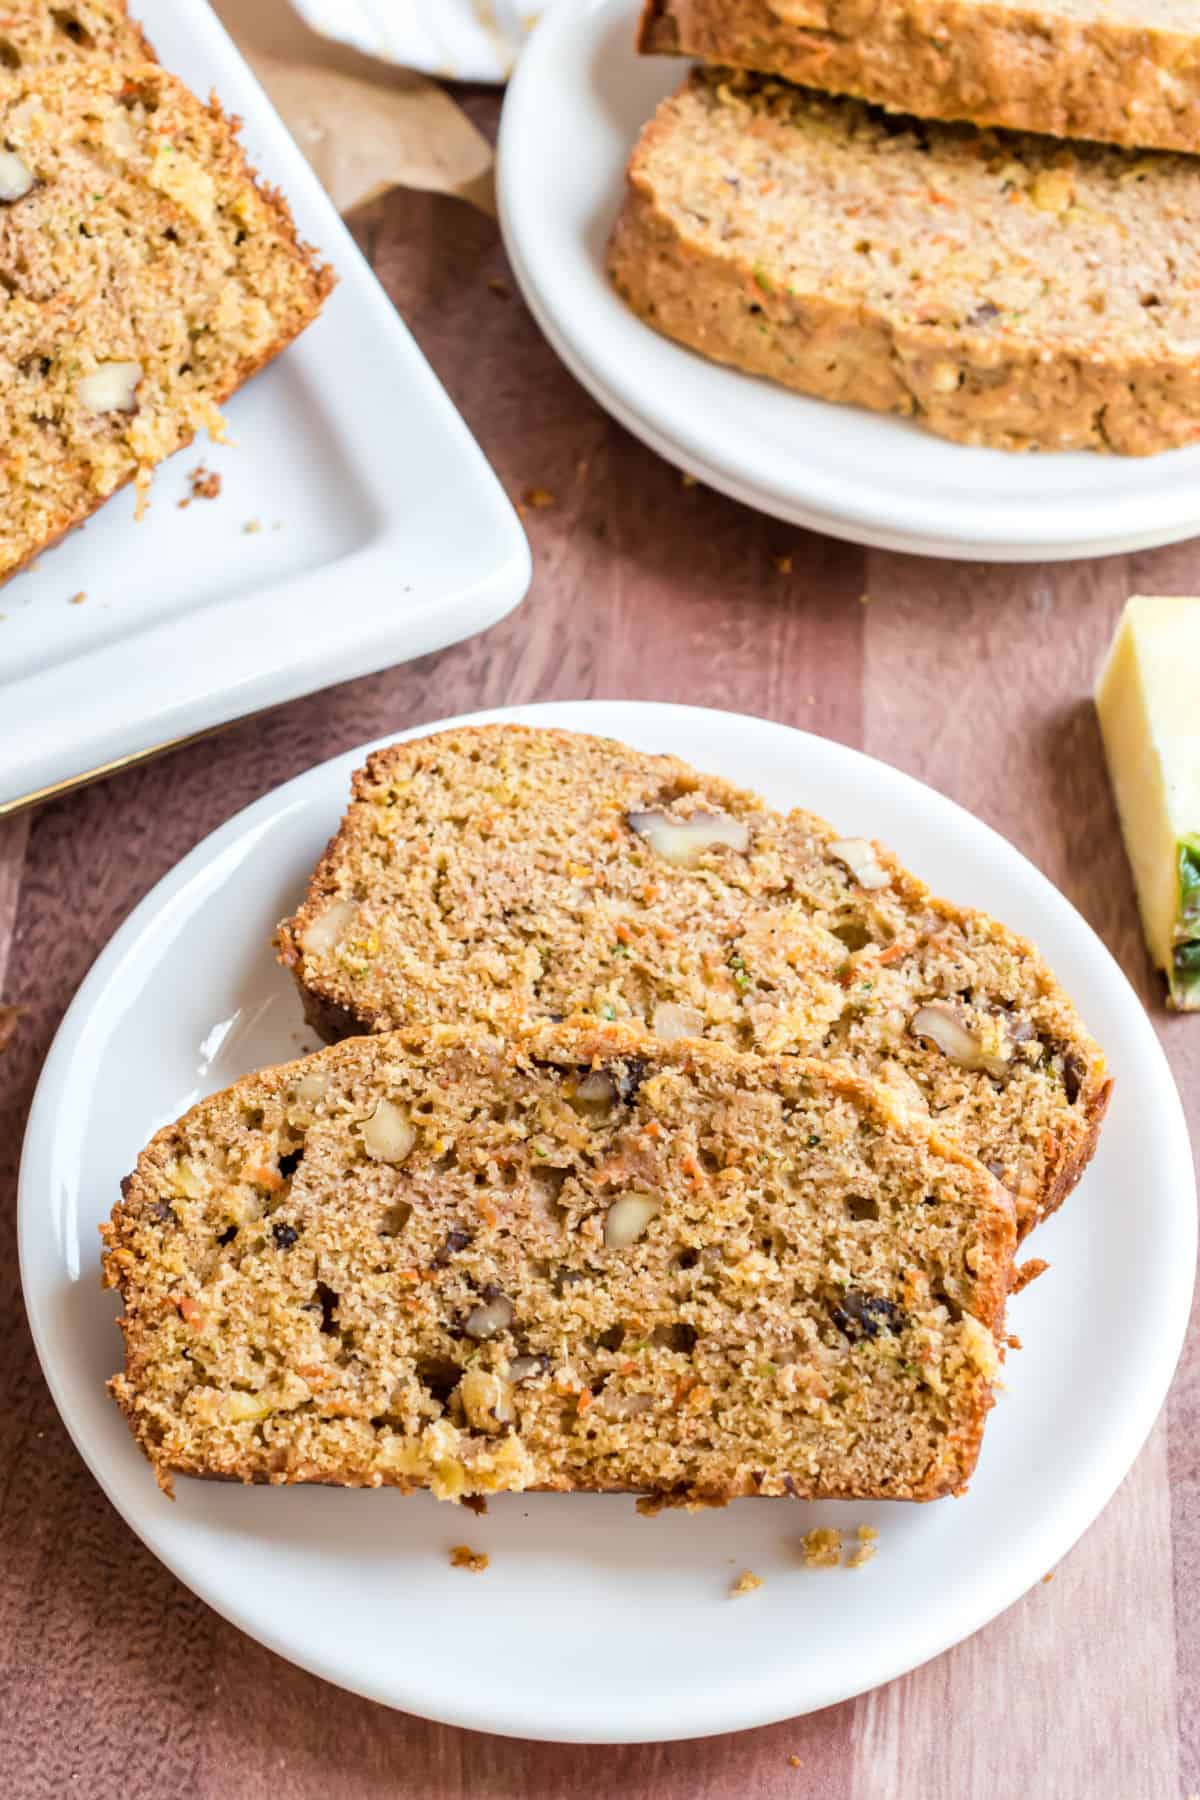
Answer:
top-left (498, 0), bottom-right (1200, 561)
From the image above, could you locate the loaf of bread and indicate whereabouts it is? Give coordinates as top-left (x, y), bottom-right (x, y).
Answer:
top-left (0, 63), bottom-right (333, 584)
top-left (277, 724), bottom-right (1110, 1235)
top-left (639, 0), bottom-right (1200, 155)
top-left (103, 1023), bottom-right (1016, 1503)
top-left (607, 69), bottom-right (1200, 455)
top-left (0, 1), bottom-right (152, 69)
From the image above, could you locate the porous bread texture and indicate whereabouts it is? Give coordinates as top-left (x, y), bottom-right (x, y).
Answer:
top-left (103, 1023), bottom-right (1016, 1503)
top-left (277, 725), bottom-right (1110, 1236)
top-left (639, 0), bottom-right (1200, 155)
top-left (0, 1), bottom-right (153, 69)
top-left (607, 69), bottom-right (1200, 455)
top-left (0, 63), bottom-right (333, 583)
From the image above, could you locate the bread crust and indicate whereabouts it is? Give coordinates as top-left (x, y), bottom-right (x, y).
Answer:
top-left (639, 0), bottom-right (1200, 154)
top-left (607, 74), bottom-right (1200, 455)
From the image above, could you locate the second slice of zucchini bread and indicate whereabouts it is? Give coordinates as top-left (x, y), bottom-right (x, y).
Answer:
top-left (278, 724), bottom-right (1110, 1236)
top-left (608, 69), bottom-right (1200, 455)
top-left (103, 1023), bottom-right (1016, 1503)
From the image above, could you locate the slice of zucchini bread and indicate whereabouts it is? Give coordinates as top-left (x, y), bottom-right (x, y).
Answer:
top-left (607, 69), bottom-right (1200, 455)
top-left (0, 2), bottom-right (153, 69)
top-left (0, 63), bottom-right (333, 584)
top-left (277, 725), bottom-right (1110, 1236)
top-left (103, 1023), bottom-right (1016, 1502)
top-left (640, 0), bottom-right (1200, 156)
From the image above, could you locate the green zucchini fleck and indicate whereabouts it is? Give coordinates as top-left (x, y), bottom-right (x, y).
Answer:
top-left (1171, 837), bottom-right (1200, 1008)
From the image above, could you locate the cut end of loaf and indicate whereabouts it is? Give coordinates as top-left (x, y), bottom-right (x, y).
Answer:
top-left (103, 1025), bottom-right (1016, 1505)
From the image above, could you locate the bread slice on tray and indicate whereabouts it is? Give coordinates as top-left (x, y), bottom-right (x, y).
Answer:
top-left (607, 68), bottom-right (1200, 455)
top-left (277, 724), bottom-right (1110, 1237)
top-left (103, 1023), bottom-right (1017, 1504)
top-left (0, 63), bottom-right (333, 584)
top-left (0, 1), bottom-right (153, 69)
top-left (640, 0), bottom-right (1200, 155)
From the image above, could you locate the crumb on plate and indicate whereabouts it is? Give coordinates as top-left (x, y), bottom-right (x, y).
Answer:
top-left (730, 1569), bottom-right (763, 1597)
top-left (1012, 1257), bottom-right (1049, 1295)
top-left (846, 1523), bottom-right (879, 1568)
top-left (801, 1527), bottom-right (842, 1569)
top-left (449, 1545), bottom-right (489, 1573)
top-left (185, 463), bottom-right (222, 504)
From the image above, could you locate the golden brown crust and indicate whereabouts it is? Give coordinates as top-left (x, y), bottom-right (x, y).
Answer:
top-left (1043, 1072), bottom-right (1113, 1219)
top-left (639, 0), bottom-right (1200, 154)
top-left (104, 1023), bottom-right (1016, 1503)
top-left (608, 71), bottom-right (1200, 456)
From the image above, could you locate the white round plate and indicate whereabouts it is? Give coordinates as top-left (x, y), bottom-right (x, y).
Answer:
top-left (498, 0), bottom-right (1200, 562)
top-left (20, 701), bottom-right (1194, 1743)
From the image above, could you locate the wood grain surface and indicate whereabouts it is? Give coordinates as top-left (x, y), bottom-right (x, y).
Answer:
top-left (3, 90), bottom-right (1198, 1800)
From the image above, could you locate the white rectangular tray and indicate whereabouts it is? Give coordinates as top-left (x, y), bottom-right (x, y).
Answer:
top-left (0, 0), bottom-right (531, 813)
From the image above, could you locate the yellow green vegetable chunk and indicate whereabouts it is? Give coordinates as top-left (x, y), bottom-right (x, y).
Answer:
top-left (1095, 596), bottom-right (1200, 1010)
